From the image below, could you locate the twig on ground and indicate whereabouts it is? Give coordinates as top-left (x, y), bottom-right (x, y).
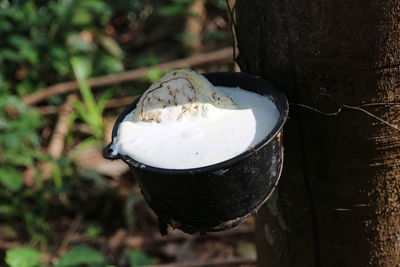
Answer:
top-left (105, 95), bottom-right (139, 109)
top-left (40, 95), bottom-right (76, 180)
top-left (0, 241), bottom-right (23, 250)
top-left (38, 105), bottom-right (59, 116)
top-left (23, 48), bottom-right (233, 105)
top-left (47, 95), bottom-right (77, 158)
top-left (39, 95), bottom-right (138, 116)
top-left (58, 214), bottom-right (83, 255)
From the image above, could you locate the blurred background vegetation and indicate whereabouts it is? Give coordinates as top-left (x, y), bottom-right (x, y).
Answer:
top-left (0, 0), bottom-right (255, 266)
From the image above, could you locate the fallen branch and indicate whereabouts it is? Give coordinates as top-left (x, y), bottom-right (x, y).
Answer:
top-left (40, 95), bottom-right (76, 180)
top-left (47, 95), bottom-right (77, 158)
top-left (58, 213), bottom-right (83, 255)
top-left (105, 95), bottom-right (138, 109)
top-left (0, 241), bottom-right (23, 250)
top-left (39, 95), bottom-right (138, 116)
top-left (23, 48), bottom-right (233, 105)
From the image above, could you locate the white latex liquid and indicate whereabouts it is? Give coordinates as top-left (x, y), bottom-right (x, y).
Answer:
top-left (112, 86), bottom-right (280, 169)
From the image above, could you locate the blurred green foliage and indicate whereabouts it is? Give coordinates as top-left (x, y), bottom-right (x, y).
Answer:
top-left (0, 97), bottom-right (52, 249)
top-left (5, 247), bottom-right (42, 267)
top-left (127, 250), bottom-right (156, 266)
top-left (55, 245), bottom-right (108, 267)
top-left (0, 0), bottom-right (135, 96)
top-left (71, 56), bottom-right (111, 140)
top-left (5, 245), bottom-right (156, 267)
top-left (0, 0), bottom-right (144, 256)
top-left (158, 0), bottom-right (194, 17)
top-left (84, 226), bottom-right (103, 241)
top-left (0, 92), bottom-right (68, 245)
top-left (0, 0), bottom-right (228, 265)
top-left (209, 0), bottom-right (227, 9)
top-left (0, 95), bottom-right (41, 191)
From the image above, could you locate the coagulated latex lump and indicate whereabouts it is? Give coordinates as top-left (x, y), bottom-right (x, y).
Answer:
top-left (133, 69), bottom-right (236, 123)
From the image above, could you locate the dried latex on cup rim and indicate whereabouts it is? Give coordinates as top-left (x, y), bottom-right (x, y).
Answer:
top-left (132, 69), bottom-right (237, 123)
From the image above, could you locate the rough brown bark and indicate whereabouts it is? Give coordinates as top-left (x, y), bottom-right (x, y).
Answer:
top-left (235, 0), bottom-right (400, 266)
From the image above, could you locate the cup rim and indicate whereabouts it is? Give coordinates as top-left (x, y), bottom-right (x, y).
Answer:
top-left (103, 71), bottom-right (289, 175)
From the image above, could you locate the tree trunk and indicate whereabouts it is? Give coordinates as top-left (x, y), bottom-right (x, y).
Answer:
top-left (234, 0), bottom-right (400, 266)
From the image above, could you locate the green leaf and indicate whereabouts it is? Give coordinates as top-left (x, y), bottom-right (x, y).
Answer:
top-left (5, 247), bottom-right (41, 267)
top-left (0, 166), bottom-right (24, 192)
top-left (56, 245), bottom-right (107, 267)
top-left (15, 79), bottom-right (38, 96)
top-left (127, 250), bottom-right (156, 267)
top-left (20, 47), bottom-right (39, 64)
top-left (158, 5), bottom-right (185, 16)
top-left (0, 19), bottom-right (12, 32)
top-left (97, 89), bottom-right (113, 115)
top-left (98, 55), bottom-right (124, 73)
top-left (84, 0), bottom-right (111, 25)
top-left (8, 35), bottom-right (31, 49)
top-left (70, 56), bottom-right (92, 80)
top-left (50, 46), bottom-right (68, 59)
top-left (52, 61), bottom-right (71, 76)
top-left (0, 204), bottom-right (15, 215)
top-left (73, 100), bottom-right (89, 121)
top-left (209, 0), bottom-right (227, 9)
top-left (72, 10), bottom-right (93, 26)
top-left (99, 36), bottom-right (124, 59)
top-left (7, 35), bottom-right (38, 63)
top-left (81, 0), bottom-right (109, 13)
top-left (4, 150), bottom-right (34, 166)
top-left (55, 0), bottom-right (80, 23)
top-left (1, 48), bottom-right (21, 62)
top-left (71, 56), bottom-right (105, 139)
top-left (174, 32), bottom-right (195, 43)
top-left (0, 116), bottom-right (8, 129)
top-left (51, 162), bottom-right (63, 188)
top-left (50, 47), bottom-right (70, 75)
top-left (85, 226), bottom-right (103, 240)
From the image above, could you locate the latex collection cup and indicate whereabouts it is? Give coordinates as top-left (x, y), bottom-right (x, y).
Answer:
top-left (103, 72), bottom-right (289, 234)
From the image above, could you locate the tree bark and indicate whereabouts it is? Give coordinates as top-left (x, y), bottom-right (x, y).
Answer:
top-left (234, 0), bottom-right (400, 266)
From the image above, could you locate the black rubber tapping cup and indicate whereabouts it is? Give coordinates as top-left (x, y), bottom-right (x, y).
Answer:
top-left (103, 72), bottom-right (289, 234)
